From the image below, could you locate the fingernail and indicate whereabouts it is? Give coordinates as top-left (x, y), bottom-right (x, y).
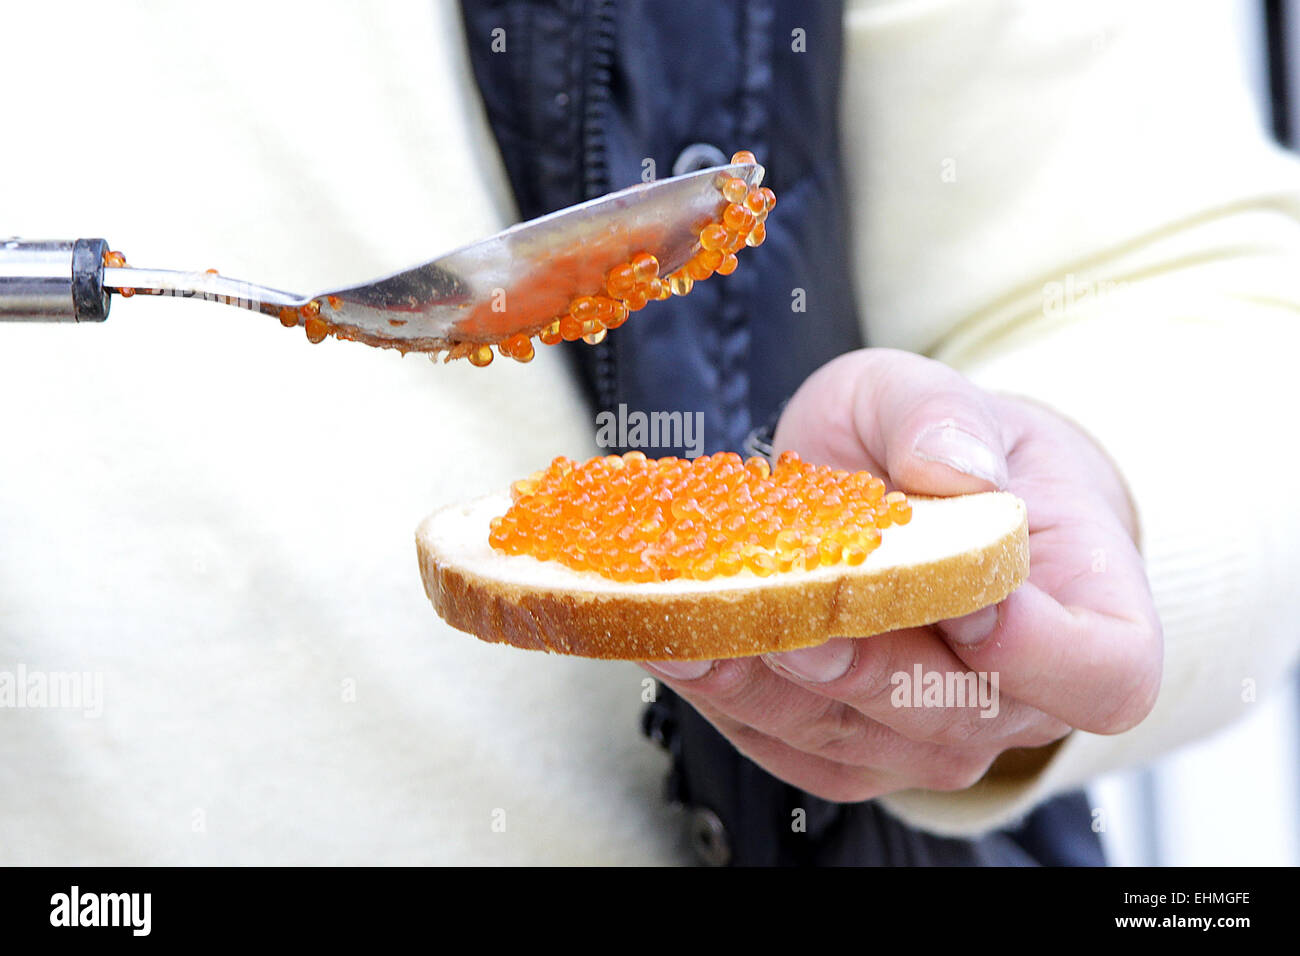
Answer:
top-left (643, 659), bottom-right (714, 681)
top-left (937, 605), bottom-right (999, 646)
top-left (764, 639), bottom-right (855, 683)
top-left (913, 422), bottom-right (1007, 487)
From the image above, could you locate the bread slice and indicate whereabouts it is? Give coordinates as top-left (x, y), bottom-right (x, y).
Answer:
top-left (416, 491), bottom-right (1029, 661)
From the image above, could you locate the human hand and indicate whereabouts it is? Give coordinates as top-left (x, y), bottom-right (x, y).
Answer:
top-left (641, 348), bottom-right (1162, 801)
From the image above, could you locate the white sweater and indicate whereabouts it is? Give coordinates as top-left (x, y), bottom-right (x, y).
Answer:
top-left (0, 0), bottom-right (682, 865)
top-left (842, 0), bottom-right (1300, 834)
top-left (0, 0), bottom-right (1296, 862)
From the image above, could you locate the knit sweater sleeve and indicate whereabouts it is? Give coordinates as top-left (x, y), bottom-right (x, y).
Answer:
top-left (878, 253), bottom-right (1300, 835)
top-left (842, 0), bottom-right (1300, 835)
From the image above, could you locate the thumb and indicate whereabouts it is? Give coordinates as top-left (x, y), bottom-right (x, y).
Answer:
top-left (867, 350), bottom-right (1007, 494)
top-left (772, 349), bottom-right (1009, 495)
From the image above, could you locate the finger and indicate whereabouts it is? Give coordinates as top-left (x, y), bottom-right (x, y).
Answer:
top-left (696, 702), bottom-right (1003, 801)
top-left (938, 571), bottom-right (1163, 735)
top-left (640, 653), bottom-right (1049, 775)
top-left (770, 351), bottom-right (889, 475)
top-left (763, 629), bottom-right (1070, 748)
top-left (641, 657), bottom-right (885, 760)
top-left (774, 349), bottom-right (1008, 494)
top-left (696, 705), bottom-right (901, 802)
top-left (923, 396), bottom-right (1164, 735)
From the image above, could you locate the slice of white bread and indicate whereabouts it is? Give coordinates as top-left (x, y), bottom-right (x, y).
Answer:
top-left (416, 491), bottom-right (1029, 661)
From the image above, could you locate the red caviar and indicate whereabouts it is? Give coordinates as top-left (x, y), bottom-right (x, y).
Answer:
top-left (102, 249), bottom-right (135, 297)
top-left (489, 450), bottom-right (910, 583)
top-left (284, 150), bottom-right (770, 359)
top-left (440, 148), bottom-right (772, 365)
top-left (304, 316), bottom-right (329, 344)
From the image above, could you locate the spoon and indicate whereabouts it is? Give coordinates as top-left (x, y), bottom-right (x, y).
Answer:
top-left (0, 161), bottom-right (764, 356)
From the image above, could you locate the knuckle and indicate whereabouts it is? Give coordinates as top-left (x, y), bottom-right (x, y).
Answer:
top-left (1012, 718), bottom-right (1073, 750)
top-left (726, 722), bottom-right (768, 753)
top-left (797, 703), bottom-right (870, 758)
top-left (929, 714), bottom-right (989, 747)
top-left (807, 769), bottom-right (888, 804)
top-left (724, 724), bottom-right (887, 804)
top-left (692, 657), bottom-right (757, 704)
top-left (1084, 625), bottom-right (1164, 734)
top-left (1091, 679), bottom-right (1159, 734)
top-left (842, 642), bottom-right (900, 710)
top-left (921, 754), bottom-right (994, 792)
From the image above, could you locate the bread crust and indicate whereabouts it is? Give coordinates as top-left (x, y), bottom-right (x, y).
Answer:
top-left (416, 497), bottom-right (1029, 660)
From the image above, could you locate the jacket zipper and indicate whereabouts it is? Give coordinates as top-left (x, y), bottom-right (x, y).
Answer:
top-left (581, 0), bottom-right (619, 417)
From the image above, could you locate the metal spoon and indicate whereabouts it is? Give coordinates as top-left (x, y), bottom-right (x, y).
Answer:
top-left (0, 162), bottom-right (763, 355)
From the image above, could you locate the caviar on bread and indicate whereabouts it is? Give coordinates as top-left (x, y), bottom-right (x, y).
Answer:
top-left (416, 452), bottom-right (1030, 661)
top-left (490, 451), bottom-right (909, 582)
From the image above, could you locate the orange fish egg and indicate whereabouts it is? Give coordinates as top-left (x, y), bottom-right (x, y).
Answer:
top-left (319, 152), bottom-right (775, 365)
top-left (303, 316), bottom-right (329, 344)
top-left (489, 450), bottom-right (910, 583)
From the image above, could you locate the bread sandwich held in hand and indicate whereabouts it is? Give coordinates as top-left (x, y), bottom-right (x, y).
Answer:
top-left (416, 450), bottom-right (1028, 660)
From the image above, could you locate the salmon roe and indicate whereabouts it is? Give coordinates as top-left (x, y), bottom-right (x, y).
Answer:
top-left (488, 449), bottom-right (911, 583)
top-left (441, 149), bottom-right (771, 367)
top-left (102, 249), bottom-right (135, 297)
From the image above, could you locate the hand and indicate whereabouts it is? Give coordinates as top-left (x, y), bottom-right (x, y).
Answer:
top-left (640, 348), bottom-right (1162, 802)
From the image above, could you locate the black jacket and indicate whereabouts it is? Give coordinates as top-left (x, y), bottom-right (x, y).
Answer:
top-left (459, 0), bottom-right (1103, 866)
